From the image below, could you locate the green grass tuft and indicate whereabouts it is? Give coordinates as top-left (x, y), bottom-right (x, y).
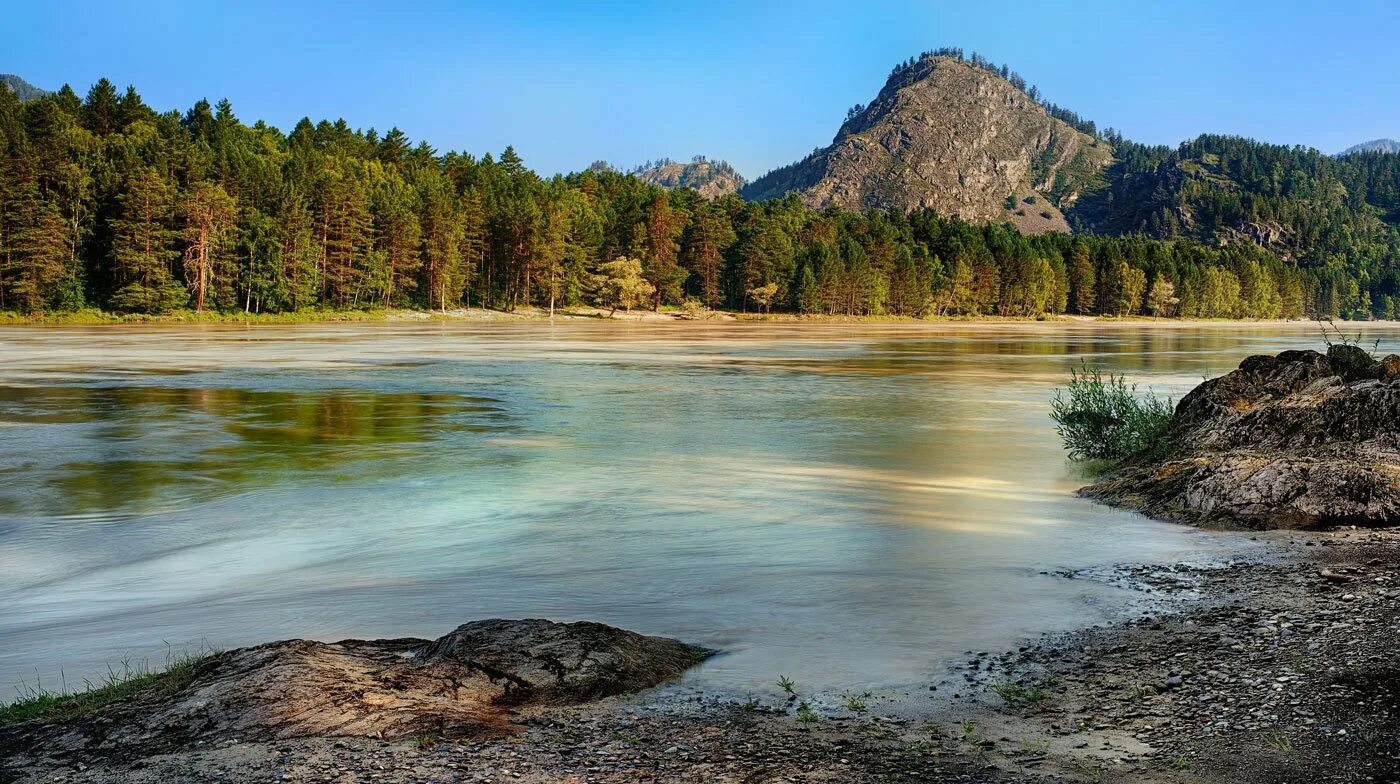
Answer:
top-left (0, 646), bottom-right (216, 727)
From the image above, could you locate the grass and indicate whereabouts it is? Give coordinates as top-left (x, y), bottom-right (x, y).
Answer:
top-left (776, 675), bottom-right (797, 697)
top-left (0, 645), bottom-right (216, 727)
top-left (990, 675), bottom-right (1060, 708)
top-left (1261, 728), bottom-right (1294, 755)
top-left (840, 691), bottom-right (870, 714)
top-left (795, 702), bottom-right (819, 724)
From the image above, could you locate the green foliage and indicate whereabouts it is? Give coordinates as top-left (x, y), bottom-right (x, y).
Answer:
top-left (776, 675), bottom-right (797, 696)
top-left (1050, 364), bottom-right (1174, 460)
top-left (1078, 134), bottom-right (1400, 320)
top-left (594, 256), bottom-right (654, 313)
top-left (1261, 729), bottom-right (1294, 756)
top-left (0, 73), bottom-right (1392, 320)
top-left (795, 702), bottom-right (820, 723)
top-left (0, 646), bottom-right (214, 726)
top-left (841, 691), bottom-right (870, 714)
top-left (990, 677), bottom-right (1058, 708)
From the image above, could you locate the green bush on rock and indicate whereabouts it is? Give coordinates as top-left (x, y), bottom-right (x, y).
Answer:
top-left (1050, 365), bottom-right (1174, 461)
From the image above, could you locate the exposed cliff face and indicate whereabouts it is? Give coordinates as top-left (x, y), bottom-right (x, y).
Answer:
top-left (634, 158), bottom-right (745, 198)
top-left (1084, 346), bottom-right (1400, 529)
top-left (741, 56), bottom-right (1112, 234)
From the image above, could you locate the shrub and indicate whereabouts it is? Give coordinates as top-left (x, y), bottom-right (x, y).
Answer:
top-left (1050, 364), bottom-right (1174, 460)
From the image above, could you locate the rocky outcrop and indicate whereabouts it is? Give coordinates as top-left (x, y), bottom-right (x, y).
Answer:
top-left (1084, 345), bottom-right (1400, 529)
top-left (633, 158), bottom-right (745, 198)
top-left (740, 56), bottom-right (1112, 233)
top-left (0, 619), bottom-right (710, 767)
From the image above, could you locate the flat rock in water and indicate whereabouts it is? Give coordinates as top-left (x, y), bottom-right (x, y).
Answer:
top-left (1083, 347), bottom-right (1400, 529)
top-left (0, 619), bottom-right (710, 765)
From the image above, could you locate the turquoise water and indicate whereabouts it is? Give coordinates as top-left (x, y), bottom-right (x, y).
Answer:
top-left (1, 321), bottom-right (1391, 698)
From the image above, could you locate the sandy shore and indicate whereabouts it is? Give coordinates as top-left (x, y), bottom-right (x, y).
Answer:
top-left (8, 528), bottom-right (1395, 784)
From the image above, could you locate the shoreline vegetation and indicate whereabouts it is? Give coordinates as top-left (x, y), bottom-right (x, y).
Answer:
top-left (0, 305), bottom-right (1389, 327)
top-left (3, 72), bottom-right (1396, 329)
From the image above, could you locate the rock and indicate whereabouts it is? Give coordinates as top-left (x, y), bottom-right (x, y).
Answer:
top-left (1083, 348), bottom-right (1400, 529)
top-left (0, 619), bottom-right (711, 763)
top-left (414, 619), bottom-right (709, 705)
top-left (1380, 354), bottom-right (1400, 382)
top-left (1326, 344), bottom-right (1380, 381)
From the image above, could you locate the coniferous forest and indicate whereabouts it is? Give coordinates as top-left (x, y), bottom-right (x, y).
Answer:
top-left (0, 76), bottom-right (1394, 320)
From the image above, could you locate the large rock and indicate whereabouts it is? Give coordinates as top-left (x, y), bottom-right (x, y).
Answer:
top-left (1083, 347), bottom-right (1400, 529)
top-left (0, 619), bottom-right (711, 767)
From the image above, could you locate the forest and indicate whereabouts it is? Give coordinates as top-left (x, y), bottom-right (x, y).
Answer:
top-left (0, 78), bottom-right (1387, 320)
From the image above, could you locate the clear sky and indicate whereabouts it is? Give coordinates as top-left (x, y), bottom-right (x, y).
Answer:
top-left (6, 1), bottom-right (1398, 177)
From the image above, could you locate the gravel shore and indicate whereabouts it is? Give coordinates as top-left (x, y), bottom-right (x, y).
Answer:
top-left (7, 529), bottom-right (1396, 784)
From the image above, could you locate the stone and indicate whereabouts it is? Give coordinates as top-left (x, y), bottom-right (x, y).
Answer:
top-left (1083, 348), bottom-right (1400, 529)
top-left (0, 619), bottom-right (711, 764)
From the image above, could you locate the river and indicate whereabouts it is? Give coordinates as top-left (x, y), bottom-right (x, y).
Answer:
top-left (1, 321), bottom-right (1392, 699)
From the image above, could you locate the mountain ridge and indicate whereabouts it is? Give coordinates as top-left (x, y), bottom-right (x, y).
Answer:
top-left (1, 74), bottom-right (47, 101)
top-left (1340, 138), bottom-right (1400, 156)
top-left (740, 54), bottom-right (1112, 234)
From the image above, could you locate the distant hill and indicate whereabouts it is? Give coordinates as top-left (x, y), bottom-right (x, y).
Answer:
top-left (632, 157), bottom-right (745, 198)
top-left (740, 53), bottom-right (1111, 234)
top-left (1, 74), bottom-right (47, 101)
top-left (1340, 139), bottom-right (1400, 156)
top-left (734, 48), bottom-right (1400, 269)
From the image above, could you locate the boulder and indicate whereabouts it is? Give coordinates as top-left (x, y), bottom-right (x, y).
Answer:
top-left (416, 619), bottom-right (707, 705)
top-left (1083, 347), bottom-right (1400, 529)
top-left (0, 619), bottom-right (711, 767)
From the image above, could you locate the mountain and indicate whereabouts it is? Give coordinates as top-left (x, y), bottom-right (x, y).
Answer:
top-left (741, 53), bottom-right (1113, 234)
top-left (1, 74), bottom-right (47, 101)
top-left (632, 157), bottom-right (745, 198)
top-left (739, 49), bottom-right (1400, 274)
top-left (1340, 139), bottom-right (1400, 156)
top-left (1069, 133), bottom-right (1400, 264)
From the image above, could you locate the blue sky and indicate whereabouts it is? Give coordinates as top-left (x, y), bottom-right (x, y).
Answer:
top-left (6, 1), bottom-right (1399, 177)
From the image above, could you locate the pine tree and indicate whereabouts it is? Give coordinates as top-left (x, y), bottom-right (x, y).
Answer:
top-left (180, 181), bottom-right (238, 311)
top-left (640, 192), bottom-right (687, 309)
top-left (109, 168), bottom-right (182, 312)
top-left (681, 203), bottom-right (735, 307)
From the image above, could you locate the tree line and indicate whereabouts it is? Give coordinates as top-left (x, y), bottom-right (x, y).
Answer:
top-left (1076, 134), bottom-right (1400, 318)
top-left (0, 78), bottom-right (1378, 319)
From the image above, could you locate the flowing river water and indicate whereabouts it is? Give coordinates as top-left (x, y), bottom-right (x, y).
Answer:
top-left (2, 320), bottom-right (1395, 699)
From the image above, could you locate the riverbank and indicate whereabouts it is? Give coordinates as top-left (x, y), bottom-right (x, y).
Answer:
top-left (5, 529), bottom-right (1394, 783)
top-left (0, 305), bottom-right (1355, 327)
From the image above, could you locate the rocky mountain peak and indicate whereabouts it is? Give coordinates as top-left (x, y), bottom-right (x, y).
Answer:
top-left (741, 54), bottom-right (1113, 234)
top-left (632, 156), bottom-right (745, 198)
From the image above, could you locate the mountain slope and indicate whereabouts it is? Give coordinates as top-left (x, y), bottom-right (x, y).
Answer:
top-left (1340, 139), bottom-right (1400, 156)
top-left (1069, 133), bottom-right (1400, 265)
top-left (633, 157), bottom-right (744, 198)
top-left (1, 74), bottom-right (47, 101)
top-left (741, 55), bottom-right (1113, 234)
